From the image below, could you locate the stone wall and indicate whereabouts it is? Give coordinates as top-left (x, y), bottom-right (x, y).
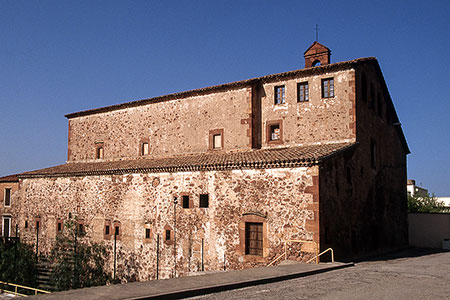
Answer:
top-left (318, 63), bottom-right (408, 260)
top-left (67, 68), bottom-right (357, 163)
top-left (260, 69), bottom-right (356, 148)
top-left (68, 87), bottom-right (252, 162)
top-left (17, 166), bottom-right (317, 281)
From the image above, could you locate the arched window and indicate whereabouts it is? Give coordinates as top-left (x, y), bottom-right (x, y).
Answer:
top-left (312, 60), bottom-right (321, 67)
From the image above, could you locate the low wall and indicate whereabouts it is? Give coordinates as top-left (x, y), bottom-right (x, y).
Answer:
top-left (408, 213), bottom-right (450, 248)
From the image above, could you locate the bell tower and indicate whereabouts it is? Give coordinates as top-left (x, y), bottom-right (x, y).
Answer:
top-left (304, 41), bottom-right (331, 68)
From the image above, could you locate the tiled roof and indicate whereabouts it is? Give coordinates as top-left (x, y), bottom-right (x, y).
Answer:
top-left (19, 142), bottom-right (357, 178)
top-left (65, 58), bottom-right (376, 119)
top-left (0, 174), bottom-right (19, 182)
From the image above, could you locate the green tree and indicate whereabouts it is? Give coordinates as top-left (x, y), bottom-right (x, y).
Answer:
top-left (408, 193), bottom-right (449, 213)
top-left (0, 238), bottom-right (37, 287)
top-left (49, 218), bottom-right (111, 291)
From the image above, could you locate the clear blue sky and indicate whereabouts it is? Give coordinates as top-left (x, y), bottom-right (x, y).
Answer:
top-left (1, 0), bottom-right (449, 195)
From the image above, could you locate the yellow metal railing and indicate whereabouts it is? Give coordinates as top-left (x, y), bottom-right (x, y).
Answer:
top-left (306, 247), bottom-right (334, 264)
top-left (0, 280), bottom-right (51, 297)
top-left (267, 239), bottom-right (319, 266)
top-left (267, 252), bottom-right (286, 266)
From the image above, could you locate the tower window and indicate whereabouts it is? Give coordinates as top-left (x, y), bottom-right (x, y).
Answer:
top-left (145, 228), bottom-right (151, 239)
top-left (274, 86), bottom-right (286, 104)
top-left (322, 78), bottom-right (334, 98)
top-left (165, 229), bottom-right (171, 241)
top-left (297, 82), bottom-right (309, 102)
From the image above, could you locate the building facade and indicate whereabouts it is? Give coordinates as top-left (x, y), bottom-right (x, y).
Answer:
top-left (1, 42), bottom-right (409, 281)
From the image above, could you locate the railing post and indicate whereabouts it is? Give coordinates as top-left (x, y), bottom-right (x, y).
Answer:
top-left (284, 241), bottom-right (287, 260)
top-left (156, 234), bottom-right (159, 280)
top-left (316, 242), bottom-right (319, 264)
top-left (113, 231), bottom-right (117, 281)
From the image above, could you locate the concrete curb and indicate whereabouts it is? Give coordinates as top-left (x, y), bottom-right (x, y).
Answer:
top-left (130, 263), bottom-right (354, 300)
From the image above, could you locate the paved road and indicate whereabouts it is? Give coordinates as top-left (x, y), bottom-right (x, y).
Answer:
top-left (188, 249), bottom-right (450, 300)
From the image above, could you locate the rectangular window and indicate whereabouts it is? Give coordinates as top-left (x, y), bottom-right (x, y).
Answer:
top-left (105, 225), bottom-right (110, 235)
top-left (245, 222), bottom-right (263, 256)
top-left (4, 188), bottom-right (11, 207)
top-left (115, 225), bottom-right (120, 236)
top-left (266, 120), bottom-right (283, 144)
top-left (322, 78), bottom-right (334, 98)
top-left (165, 229), bottom-right (171, 241)
top-left (96, 147), bottom-right (104, 159)
top-left (2, 216), bottom-right (11, 238)
top-left (145, 228), bottom-right (151, 239)
top-left (213, 134), bottom-right (222, 149)
top-left (182, 195), bottom-right (190, 209)
top-left (274, 86), bottom-right (285, 104)
top-left (199, 194), bottom-right (209, 208)
top-left (270, 124), bottom-right (280, 141)
top-left (56, 219), bottom-right (63, 233)
top-left (104, 220), bottom-right (111, 239)
top-left (141, 142), bottom-right (149, 156)
top-left (297, 82), bottom-right (309, 102)
top-left (209, 129), bottom-right (224, 150)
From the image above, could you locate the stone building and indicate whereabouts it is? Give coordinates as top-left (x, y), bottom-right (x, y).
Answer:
top-left (0, 174), bottom-right (19, 238)
top-left (1, 42), bottom-right (409, 281)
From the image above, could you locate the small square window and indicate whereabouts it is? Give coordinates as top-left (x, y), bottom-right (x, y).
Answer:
top-left (274, 86), bottom-right (285, 104)
top-left (182, 195), bottom-right (190, 209)
top-left (266, 120), bottom-right (283, 144)
top-left (199, 194), bottom-right (209, 208)
top-left (141, 142), bottom-right (149, 156)
top-left (56, 220), bottom-right (63, 233)
top-left (96, 147), bottom-right (104, 159)
top-left (104, 220), bottom-right (112, 239)
top-left (4, 188), bottom-right (11, 207)
top-left (270, 125), bottom-right (280, 141)
top-left (145, 228), bottom-right (151, 239)
top-left (209, 129), bottom-right (224, 150)
top-left (297, 82), bottom-right (309, 102)
top-left (322, 78), bottom-right (334, 98)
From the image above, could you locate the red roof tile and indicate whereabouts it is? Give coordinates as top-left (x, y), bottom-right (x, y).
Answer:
top-left (0, 174), bottom-right (19, 182)
top-left (19, 142), bottom-right (357, 178)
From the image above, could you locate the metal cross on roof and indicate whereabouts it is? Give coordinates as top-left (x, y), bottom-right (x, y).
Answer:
top-left (315, 24), bottom-right (320, 41)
